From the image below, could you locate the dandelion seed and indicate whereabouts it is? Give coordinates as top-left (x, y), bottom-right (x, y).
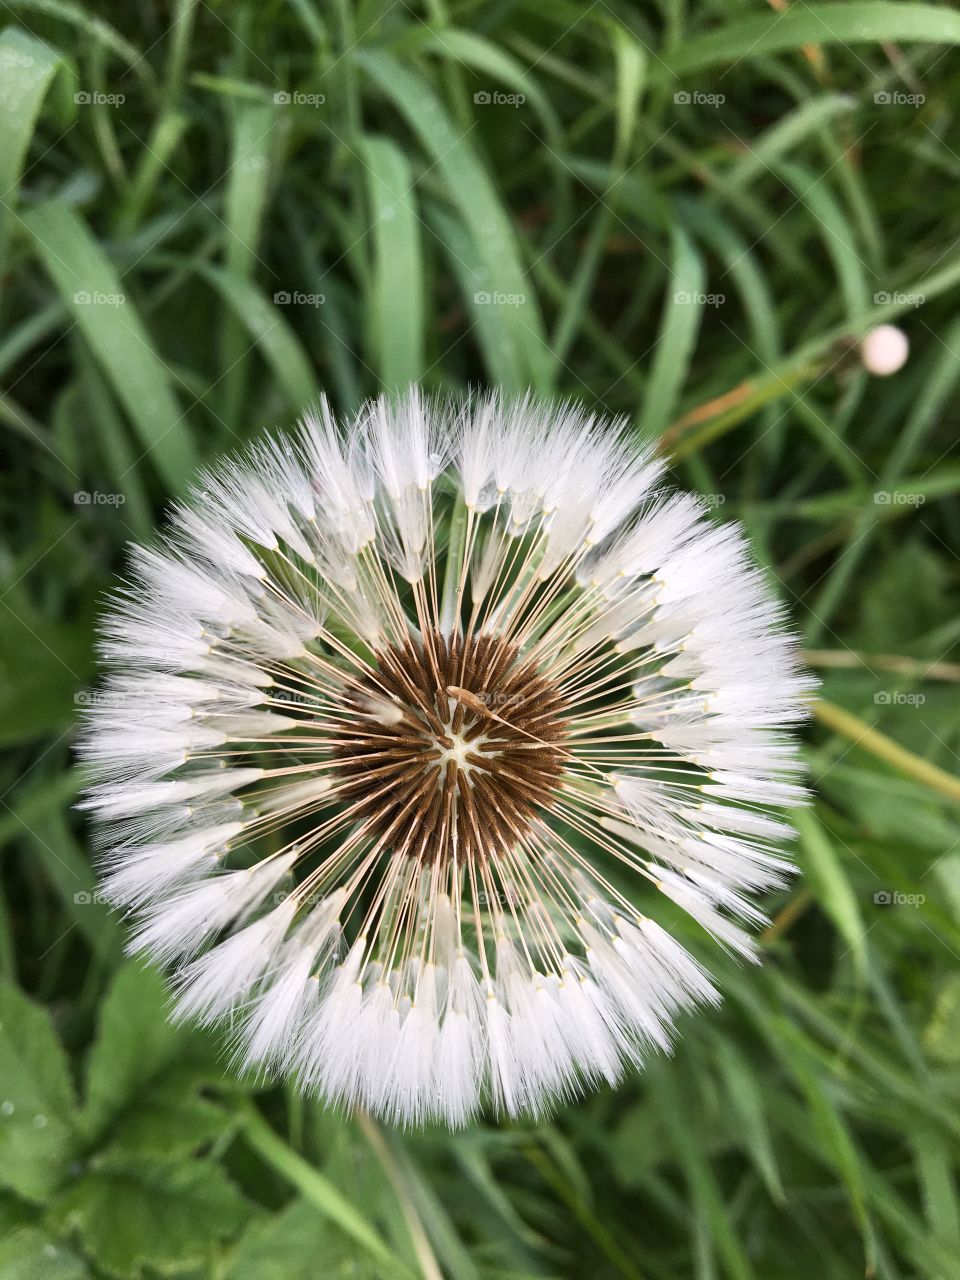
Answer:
top-left (80, 390), bottom-right (813, 1126)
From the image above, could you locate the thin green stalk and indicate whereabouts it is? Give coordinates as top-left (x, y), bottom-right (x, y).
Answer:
top-left (814, 698), bottom-right (960, 804)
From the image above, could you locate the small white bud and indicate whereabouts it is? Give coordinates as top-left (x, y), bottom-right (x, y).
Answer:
top-left (861, 324), bottom-right (909, 376)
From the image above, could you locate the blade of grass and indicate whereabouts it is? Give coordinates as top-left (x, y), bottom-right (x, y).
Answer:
top-left (524, 1141), bottom-right (647, 1280)
top-left (776, 158), bottom-right (870, 325)
top-left (175, 260), bottom-right (316, 416)
top-left (355, 1113), bottom-right (446, 1280)
top-left (724, 94), bottom-right (856, 190)
top-left (114, 111), bottom-right (189, 237)
top-left (712, 1040), bottom-right (785, 1203)
top-left (4, 0), bottom-right (153, 85)
top-left (0, 26), bottom-right (74, 266)
top-left (794, 807), bottom-right (868, 977)
top-left (427, 203), bottom-right (524, 387)
top-left (23, 200), bottom-right (196, 489)
top-left (361, 136), bottom-right (425, 392)
top-left (807, 315), bottom-right (960, 638)
top-left (358, 49), bottom-right (551, 392)
top-left (668, 252), bottom-right (960, 459)
top-left (220, 100), bottom-right (279, 430)
top-left (419, 27), bottom-right (563, 147)
top-left (639, 225), bottom-right (705, 440)
top-left (660, 4), bottom-right (960, 78)
top-left (239, 1100), bottom-right (419, 1280)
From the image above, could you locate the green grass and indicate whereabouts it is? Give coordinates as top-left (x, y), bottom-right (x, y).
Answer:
top-left (1, 2), bottom-right (960, 1276)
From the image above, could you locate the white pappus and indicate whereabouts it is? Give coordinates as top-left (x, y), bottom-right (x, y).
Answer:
top-left (79, 390), bottom-right (814, 1127)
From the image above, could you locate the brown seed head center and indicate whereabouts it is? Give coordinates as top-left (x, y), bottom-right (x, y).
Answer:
top-left (332, 630), bottom-right (568, 864)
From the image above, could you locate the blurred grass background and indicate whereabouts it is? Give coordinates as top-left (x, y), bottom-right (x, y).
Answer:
top-left (1, 1), bottom-right (960, 1277)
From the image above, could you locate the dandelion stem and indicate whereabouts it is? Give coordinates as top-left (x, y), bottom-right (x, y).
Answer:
top-left (814, 698), bottom-right (960, 804)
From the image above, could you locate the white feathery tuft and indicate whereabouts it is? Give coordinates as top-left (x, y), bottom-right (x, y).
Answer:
top-left (80, 390), bottom-right (813, 1126)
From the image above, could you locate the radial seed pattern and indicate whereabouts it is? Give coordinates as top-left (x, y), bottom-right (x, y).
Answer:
top-left (332, 631), bottom-right (569, 867)
top-left (80, 391), bottom-right (813, 1126)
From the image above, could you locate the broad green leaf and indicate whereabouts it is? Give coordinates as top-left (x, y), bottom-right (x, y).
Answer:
top-left (0, 772), bottom-right (81, 855)
top-left (362, 136), bottom-right (424, 391)
top-left (0, 1228), bottom-right (90, 1280)
top-left (0, 980), bottom-right (76, 1202)
top-left (23, 201), bottom-right (196, 490)
top-left (52, 1153), bottom-right (248, 1277)
top-left (226, 1199), bottom-right (357, 1280)
top-left (17, 806), bottom-right (120, 963)
top-left (0, 581), bottom-right (93, 746)
top-left (854, 539), bottom-right (956, 649)
top-left (81, 963), bottom-right (221, 1145)
top-left (607, 1101), bottom-right (665, 1188)
top-left (105, 1067), bottom-right (234, 1158)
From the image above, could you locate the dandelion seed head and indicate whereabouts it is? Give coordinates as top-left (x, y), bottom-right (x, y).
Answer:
top-left (80, 390), bottom-right (813, 1126)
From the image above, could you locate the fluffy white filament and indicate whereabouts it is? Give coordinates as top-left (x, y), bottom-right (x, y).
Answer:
top-left (80, 391), bottom-right (812, 1126)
